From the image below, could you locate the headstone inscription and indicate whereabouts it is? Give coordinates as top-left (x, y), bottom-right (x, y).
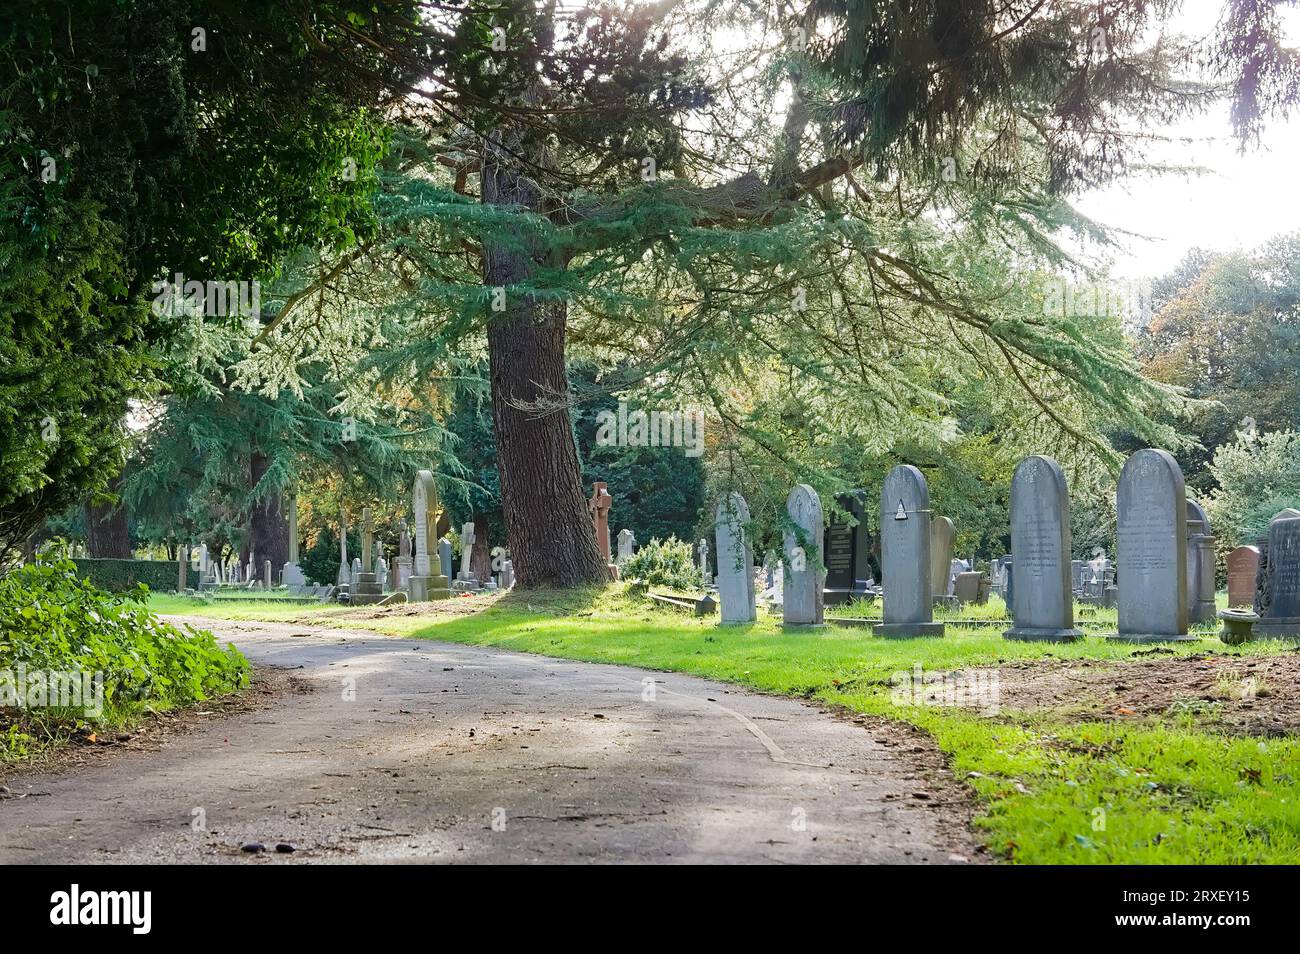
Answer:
top-left (823, 490), bottom-right (870, 605)
top-left (874, 465), bottom-right (944, 638)
top-left (715, 493), bottom-right (756, 624)
top-left (1111, 449), bottom-right (1192, 642)
top-left (1004, 455), bottom-right (1082, 642)
top-left (782, 484), bottom-right (825, 626)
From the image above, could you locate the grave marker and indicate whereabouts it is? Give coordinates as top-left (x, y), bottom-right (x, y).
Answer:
top-left (715, 493), bottom-right (756, 624)
top-left (1111, 449), bottom-right (1191, 642)
top-left (1004, 455), bottom-right (1082, 642)
top-left (782, 484), bottom-right (824, 625)
top-left (874, 465), bottom-right (944, 638)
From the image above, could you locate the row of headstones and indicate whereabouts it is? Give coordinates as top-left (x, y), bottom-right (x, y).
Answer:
top-left (705, 449), bottom-right (1300, 641)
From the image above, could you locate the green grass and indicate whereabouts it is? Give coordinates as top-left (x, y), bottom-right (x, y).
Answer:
top-left (152, 586), bottom-right (1300, 864)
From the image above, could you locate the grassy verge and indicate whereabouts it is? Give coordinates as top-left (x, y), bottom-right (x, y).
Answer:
top-left (151, 587), bottom-right (1300, 863)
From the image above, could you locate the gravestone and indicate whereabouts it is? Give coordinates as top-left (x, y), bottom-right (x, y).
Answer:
top-left (823, 490), bottom-right (870, 605)
top-left (715, 492), bottom-right (756, 623)
top-left (1227, 545), bottom-right (1260, 608)
top-left (263, 559), bottom-right (273, 589)
top-left (1004, 455), bottom-right (1082, 642)
top-left (349, 558), bottom-right (362, 599)
top-left (1185, 500), bottom-right (1217, 624)
top-left (953, 570), bottom-right (982, 605)
top-left (616, 529), bottom-right (636, 564)
top-left (408, 470), bottom-right (450, 601)
top-left (1111, 449), bottom-right (1191, 642)
top-left (929, 516), bottom-right (956, 597)
top-left (439, 538), bottom-right (453, 580)
top-left (500, 559), bottom-right (515, 590)
top-left (588, 482), bottom-right (615, 577)
top-left (1255, 516), bottom-right (1300, 638)
top-left (697, 538), bottom-right (711, 581)
top-left (1071, 560), bottom-right (1085, 594)
top-left (360, 507), bottom-right (374, 573)
top-left (874, 465), bottom-right (944, 638)
top-left (395, 519), bottom-right (413, 591)
top-left (282, 497), bottom-right (307, 587)
top-left (456, 522), bottom-right (478, 588)
top-left (782, 484), bottom-right (825, 625)
top-left (1252, 508), bottom-right (1300, 616)
top-left (337, 517), bottom-right (350, 587)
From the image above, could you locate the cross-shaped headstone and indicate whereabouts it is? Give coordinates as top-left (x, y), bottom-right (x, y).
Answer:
top-left (588, 482), bottom-right (613, 562)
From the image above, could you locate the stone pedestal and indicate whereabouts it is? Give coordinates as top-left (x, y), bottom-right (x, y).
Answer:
top-left (351, 571), bottom-right (385, 605)
top-left (409, 573), bottom-right (451, 602)
top-left (395, 555), bottom-right (413, 592)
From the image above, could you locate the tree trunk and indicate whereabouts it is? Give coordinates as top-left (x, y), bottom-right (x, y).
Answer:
top-left (249, 451), bottom-right (288, 575)
top-left (482, 143), bottom-right (607, 587)
top-left (85, 473), bottom-right (132, 558)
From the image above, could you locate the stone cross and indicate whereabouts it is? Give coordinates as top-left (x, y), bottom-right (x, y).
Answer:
top-left (1113, 448), bottom-right (1191, 642)
top-left (875, 465), bottom-right (944, 638)
top-left (1004, 455), bottom-right (1081, 642)
top-left (616, 528), bottom-right (636, 564)
top-left (782, 484), bottom-right (824, 625)
top-left (459, 522), bottom-right (476, 581)
top-left (588, 482), bottom-right (613, 563)
top-left (715, 493), bottom-right (756, 623)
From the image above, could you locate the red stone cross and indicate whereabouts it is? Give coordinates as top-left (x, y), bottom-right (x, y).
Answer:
top-left (588, 482), bottom-right (613, 562)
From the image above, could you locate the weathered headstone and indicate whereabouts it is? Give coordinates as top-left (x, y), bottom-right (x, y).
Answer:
top-left (1255, 516), bottom-right (1300, 638)
top-left (823, 490), bottom-right (870, 605)
top-left (457, 522), bottom-right (477, 584)
top-left (1112, 449), bottom-right (1191, 642)
top-left (697, 538), bottom-right (710, 581)
top-left (929, 516), bottom-right (956, 597)
top-left (782, 484), bottom-right (824, 625)
top-left (408, 470), bottom-right (450, 601)
top-left (588, 482), bottom-right (615, 576)
top-left (500, 559), bottom-right (515, 589)
top-left (1185, 500), bottom-right (1217, 624)
top-left (1252, 508), bottom-right (1300, 616)
top-left (874, 465), bottom-right (944, 638)
top-left (439, 538), bottom-right (453, 580)
top-left (953, 570), bottom-right (982, 605)
top-left (337, 516), bottom-right (350, 587)
top-left (715, 493), bottom-right (756, 623)
top-left (1004, 455), bottom-right (1082, 642)
top-left (616, 528), bottom-right (636, 564)
top-left (1227, 545), bottom-right (1260, 608)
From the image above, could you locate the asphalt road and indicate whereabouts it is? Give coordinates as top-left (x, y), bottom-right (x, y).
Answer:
top-left (0, 617), bottom-right (979, 864)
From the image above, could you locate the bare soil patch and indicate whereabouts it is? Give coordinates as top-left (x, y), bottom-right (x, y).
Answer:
top-left (988, 649), bottom-right (1300, 736)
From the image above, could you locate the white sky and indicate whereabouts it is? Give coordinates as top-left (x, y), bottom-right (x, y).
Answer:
top-left (1075, 2), bottom-right (1300, 280)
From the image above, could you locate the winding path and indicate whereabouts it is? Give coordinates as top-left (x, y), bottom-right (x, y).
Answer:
top-left (0, 617), bottom-right (980, 863)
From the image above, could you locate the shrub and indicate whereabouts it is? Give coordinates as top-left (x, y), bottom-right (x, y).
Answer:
top-left (620, 536), bottom-right (704, 591)
top-left (0, 557), bottom-right (249, 760)
top-left (71, 558), bottom-right (178, 593)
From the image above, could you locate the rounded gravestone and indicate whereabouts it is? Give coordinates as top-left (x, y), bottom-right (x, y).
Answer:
top-left (715, 493), bottom-right (757, 624)
top-left (929, 516), bottom-right (956, 597)
top-left (782, 484), bottom-right (825, 625)
top-left (874, 465), bottom-right (944, 638)
top-left (1004, 455), bottom-right (1082, 642)
top-left (1112, 449), bottom-right (1192, 642)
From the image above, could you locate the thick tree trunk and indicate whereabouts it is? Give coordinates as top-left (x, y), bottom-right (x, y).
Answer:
top-left (482, 145), bottom-right (607, 587)
top-left (470, 512), bottom-right (492, 582)
top-left (85, 473), bottom-right (132, 558)
top-left (249, 451), bottom-right (288, 577)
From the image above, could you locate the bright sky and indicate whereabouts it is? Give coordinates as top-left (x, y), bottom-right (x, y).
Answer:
top-left (1075, 3), bottom-right (1300, 280)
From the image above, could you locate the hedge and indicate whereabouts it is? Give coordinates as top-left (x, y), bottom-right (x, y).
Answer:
top-left (71, 558), bottom-right (179, 594)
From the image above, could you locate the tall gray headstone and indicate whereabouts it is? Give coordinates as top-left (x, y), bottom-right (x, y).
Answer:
top-left (439, 538), bottom-right (453, 580)
top-left (874, 465), bottom-right (944, 638)
top-left (1112, 449), bottom-right (1192, 642)
top-left (929, 516), bottom-right (956, 596)
top-left (715, 493), bottom-right (756, 624)
top-left (782, 484), bottom-right (824, 625)
top-left (1004, 455), bottom-right (1082, 642)
top-left (616, 528), bottom-right (636, 564)
top-left (1186, 500), bottom-right (1217, 624)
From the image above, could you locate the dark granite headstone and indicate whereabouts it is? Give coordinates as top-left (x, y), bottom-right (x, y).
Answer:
top-left (1255, 517), bottom-right (1300, 638)
top-left (823, 490), bottom-right (869, 605)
